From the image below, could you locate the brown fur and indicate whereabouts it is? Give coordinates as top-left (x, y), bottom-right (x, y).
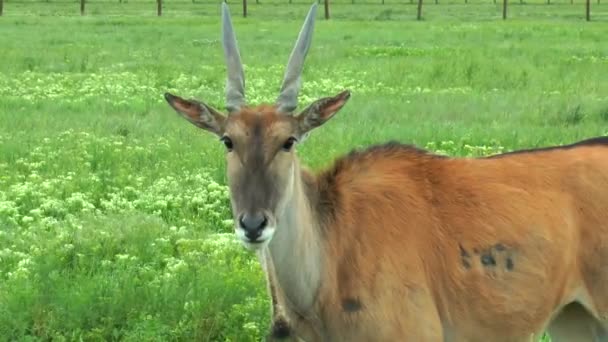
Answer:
top-left (300, 139), bottom-right (608, 341)
top-left (165, 93), bottom-right (608, 341)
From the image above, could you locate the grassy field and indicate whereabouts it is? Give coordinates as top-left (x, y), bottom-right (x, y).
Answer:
top-left (1, 1), bottom-right (607, 340)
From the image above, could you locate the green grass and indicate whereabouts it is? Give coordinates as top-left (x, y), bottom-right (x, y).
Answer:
top-left (0, 1), bottom-right (607, 340)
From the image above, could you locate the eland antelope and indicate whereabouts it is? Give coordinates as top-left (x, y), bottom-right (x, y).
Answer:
top-left (164, 3), bottom-right (608, 341)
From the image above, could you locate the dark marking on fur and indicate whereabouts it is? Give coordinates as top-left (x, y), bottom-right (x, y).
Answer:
top-left (459, 244), bottom-right (472, 269)
top-left (473, 243), bottom-right (516, 271)
top-left (494, 243), bottom-right (506, 251)
top-left (271, 318), bottom-right (291, 339)
top-left (342, 298), bottom-right (362, 312)
top-left (459, 244), bottom-right (470, 258)
top-left (506, 257), bottom-right (514, 271)
top-left (481, 253), bottom-right (496, 266)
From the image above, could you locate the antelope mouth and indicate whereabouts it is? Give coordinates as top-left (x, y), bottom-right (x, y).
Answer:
top-left (236, 225), bottom-right (276, 251)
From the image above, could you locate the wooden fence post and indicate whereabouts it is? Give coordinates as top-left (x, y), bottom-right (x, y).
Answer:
top-left (416, 0), bottom-right (423, 20)
top-left (80, 0), bottom-right (85, 15)
top-left (157, 0), bottom-right (162, 16)
top-left (324, 0), bottom-right (329, 19)
top-left (502, 0), bottom-right (507, 19)
top-left (243, 0), bottom-right (247, 17)
top-left (586, 0), bottom-right (590, 20)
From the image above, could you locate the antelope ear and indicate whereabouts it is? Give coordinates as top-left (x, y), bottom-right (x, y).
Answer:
top-left (164, 93), bottom-right (226, 137)
top-left (295, 90), bottom-right (351, 136)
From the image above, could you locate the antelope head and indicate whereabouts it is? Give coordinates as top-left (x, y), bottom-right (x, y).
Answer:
top-left (164, 3), bottom-right (351, 250)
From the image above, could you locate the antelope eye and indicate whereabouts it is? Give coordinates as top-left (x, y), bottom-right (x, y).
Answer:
top-left (220, 136), bottom-right (233, 151)
top-left (282, 137), bottom-right (297, 151)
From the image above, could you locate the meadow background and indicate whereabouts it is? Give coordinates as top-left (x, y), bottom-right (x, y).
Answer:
top-left (1, 1), bottom-right (607, 340)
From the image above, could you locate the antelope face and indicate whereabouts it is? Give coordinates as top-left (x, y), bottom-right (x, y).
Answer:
top-left (222, 108), bottom-right (302, 249)
top-left (164, 92), bottom-right (349, 250)
top-left (164, 3), bottom-right (350, 251)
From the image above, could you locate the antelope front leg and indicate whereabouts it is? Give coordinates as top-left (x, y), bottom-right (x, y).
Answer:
top-left (263, 286), bottom-right (320, 342)
top-left (258, 249), bottom-right (298, 341)
top-left (264, 282), bottom-right (298, 341)
top-left (259, 250), bottom-right (321, 341)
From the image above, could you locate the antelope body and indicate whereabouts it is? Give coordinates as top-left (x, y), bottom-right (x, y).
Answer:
top-left (164, 4), bottom-right (608, 341)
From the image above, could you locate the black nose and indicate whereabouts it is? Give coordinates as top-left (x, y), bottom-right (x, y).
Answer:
top-left (239, 212), bottom-right (268, 241)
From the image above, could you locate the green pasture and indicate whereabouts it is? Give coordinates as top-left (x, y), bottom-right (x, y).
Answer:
top-left (0, 1), bottom-right (606, 340)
